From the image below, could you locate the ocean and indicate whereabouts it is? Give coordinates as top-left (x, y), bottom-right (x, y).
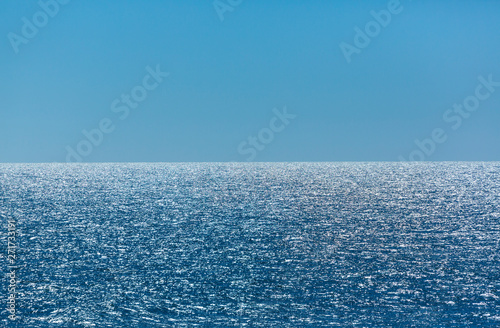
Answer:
top-left (1, 162), bottom-right (499, 327)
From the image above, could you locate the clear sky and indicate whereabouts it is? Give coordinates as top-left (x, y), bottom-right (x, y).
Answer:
top-left (1, 0), bottom-right (500, 163)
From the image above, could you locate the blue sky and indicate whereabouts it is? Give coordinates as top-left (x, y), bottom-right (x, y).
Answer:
top-left (1, 0), bottom-right (500, 162)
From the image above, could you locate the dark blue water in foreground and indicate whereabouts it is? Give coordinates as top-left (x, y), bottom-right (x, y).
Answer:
top-left (1, 163), bottom-right (499, 327)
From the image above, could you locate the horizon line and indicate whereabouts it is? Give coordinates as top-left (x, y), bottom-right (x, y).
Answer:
top-left (1, 161), bottom-right (499, 165)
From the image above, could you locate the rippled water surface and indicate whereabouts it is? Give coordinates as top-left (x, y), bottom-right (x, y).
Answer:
top-left (1, 163), bottom-right (500, 327)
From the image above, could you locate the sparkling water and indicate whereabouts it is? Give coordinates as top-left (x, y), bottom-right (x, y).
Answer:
top-left (1, 163), bottom-right (499, 326)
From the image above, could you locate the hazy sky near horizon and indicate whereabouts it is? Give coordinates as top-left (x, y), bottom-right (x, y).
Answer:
top-left (2, 0), bottom-right (500, 163)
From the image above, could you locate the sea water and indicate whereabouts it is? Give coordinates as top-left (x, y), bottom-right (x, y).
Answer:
top-left (1, 163), bottom-right (499, 327)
